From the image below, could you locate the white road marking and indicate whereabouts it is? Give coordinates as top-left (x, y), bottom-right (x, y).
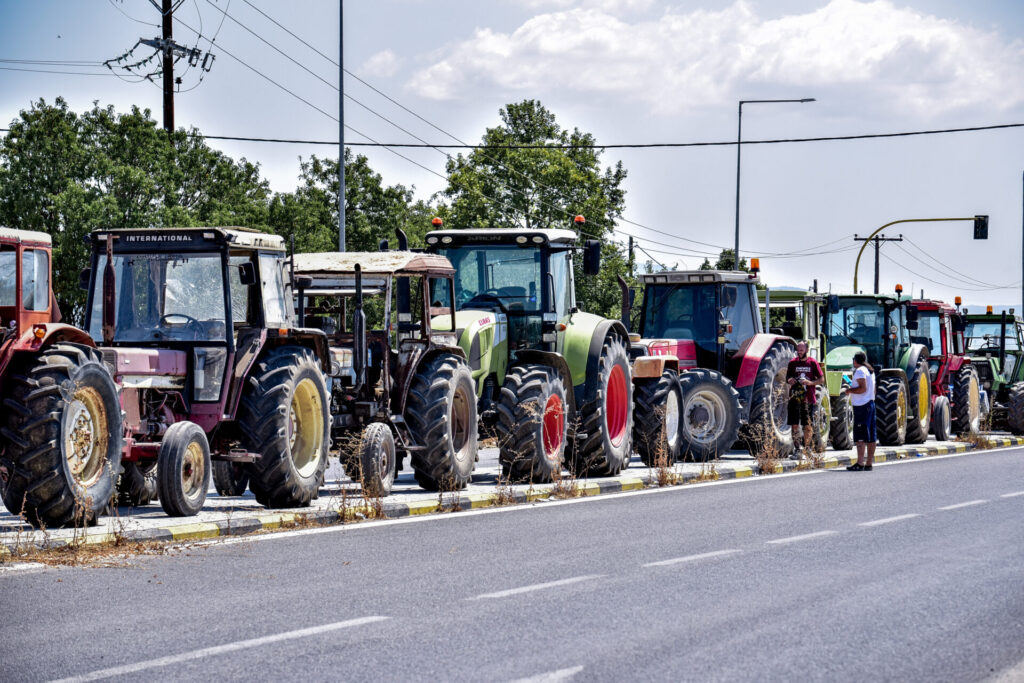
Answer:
top-left (49, 616), bottom-right (389, 682)
top-left (766, 530), bottom-right (837, 545)
top-left (1000, 491), bottom-right (1024, 498)
top-left (642, 549), bottom-right (742, 567)
top-left (469, 575), bottom-right (604, 600)
top-left (0, 561), bottom-right (47, 575)
top-left (938, 500), bottom-right (989, 510)
top-left (858, 513), bottom-right (921, 527)
top-left (511, 665), bottom-right (585, 683)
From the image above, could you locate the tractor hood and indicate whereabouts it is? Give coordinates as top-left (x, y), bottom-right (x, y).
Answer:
top-left (825, 344), bottom-right (866, 372)
top-left (431, 309), bottom-right (507, 375)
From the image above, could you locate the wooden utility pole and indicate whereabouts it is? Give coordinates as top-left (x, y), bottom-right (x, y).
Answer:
top-left (161, 0), bottom-right (174, 133)
top-left (854, 233), bottom-right (903, 294)
top-left (338, 1), bottom-right (345, 252)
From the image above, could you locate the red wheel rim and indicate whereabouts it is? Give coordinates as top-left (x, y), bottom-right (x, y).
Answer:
top-left (606, 363), bottom-right (628, 447)
top-left (542, 393), bottom-right (565, 458)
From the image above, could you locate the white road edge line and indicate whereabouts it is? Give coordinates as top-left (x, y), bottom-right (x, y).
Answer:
top-left (766, 530), bottom-right (837, 545)
top-left (469, 575), bottom-right (605, 600)
top-left (0, 562), bottom-right (46, 575)
top-left (48, 616), bottom-right (389, 683)
top-left (643, 549), bottom-right (742, 567)
top-left (858, 513), bottom-right (921, 527)
top-left (510, 665), bottom-right (585, 683)
top-left (938, 499), bottom-right (989, 510)
top-left (1001, 491), bottom-right (1024, 498)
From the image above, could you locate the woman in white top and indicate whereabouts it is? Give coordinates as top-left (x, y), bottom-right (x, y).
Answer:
top-left (846, 351), bottom-right (876, 471)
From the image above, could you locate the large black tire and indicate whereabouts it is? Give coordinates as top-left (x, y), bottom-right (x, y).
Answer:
top-left (568, 335), bottom-right (633, 477)
top-left (0, 343), bottom-right (122, 528)
top-left (830, 392), bottom-right (854, 451)
top-left (117, 461), bottom-right (158, 506)
top-left (876, 375), bottom-right (908, 446)
top-left (742, 342), bottom-right (796, 457)
top-left (676, 369), bottom-right (741, 462)
top-left (931, 395), bottom-right (951, 441)
top-left (952, 365), bottom-right (982, 436)
top-left (633, 371), bottom-right (683, 467)
top-left (156, 421), bottom-right (211, 517)
top-left (905, 358), bottom-right (931, 444)
top-left (406, 353), bottom-right (478, 491)
top-left (496, 364), bottom-right (567, 483)
top-left (240, 346), bottom-right (329, 508)
top-left (1008, 382), bottom-right (1024, 435)
top-left (345, 422), bottom-right (396, 497)
top-left (212, 461), bottom-right (249, 497)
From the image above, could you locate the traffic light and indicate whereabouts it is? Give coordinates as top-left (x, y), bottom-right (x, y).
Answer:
top-left (974, 215), bottom-right (989, 239)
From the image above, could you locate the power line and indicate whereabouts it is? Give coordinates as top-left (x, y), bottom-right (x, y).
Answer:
top-left (899, 238), bottom-right (1010, 290)
top-left (240, 0), bottom-right (337, 66)
top-left (880, 252), bottom-right (1021, 293)
top-left (0, 65), bottom-right (128, 77)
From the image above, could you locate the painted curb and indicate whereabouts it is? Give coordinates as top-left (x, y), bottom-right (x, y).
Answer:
top-left (4, 437), bottom-right (1022, 555)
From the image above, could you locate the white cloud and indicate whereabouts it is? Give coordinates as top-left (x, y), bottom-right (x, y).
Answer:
top-left (361, 49), bottom-right (402, 78)
top-left (513, 0), bottom-right (655, 13)
top-left (409, 0), bottom-right (1024, 116)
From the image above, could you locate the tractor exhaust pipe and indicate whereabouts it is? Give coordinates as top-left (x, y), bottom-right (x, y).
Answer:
top-left (102, 237), bottom-right (116, 345)
top-left (999, 311), bottom-right (1008, 375)
top-left (353, 263), bottom-right (367, 389)
top-left (395, 228), bottom-right (411, 337)
top-left (617, 275), bottom-right (631, 331)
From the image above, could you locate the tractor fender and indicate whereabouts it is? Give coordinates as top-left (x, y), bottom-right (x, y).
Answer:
top-left (901, 344), bottom-right (928, 377)
top-left (947, 355), bottom-right (968, 374)
top-left (513, 348), bottom-right (578, 420)
top-left (733, 333), bottom-right (796, 390)
top-left (879, 367), bottom-right (909, 390)
top-left (10, 322), bottom-right (95, 352)
top-left (561, 313), bottom-right (629, 393)
top-left (271, 328), bottom-right (331, 372)
top-left (631, 354), bottom-right (679, 379)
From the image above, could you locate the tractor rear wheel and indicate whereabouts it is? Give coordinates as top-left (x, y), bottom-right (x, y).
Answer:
top-left (118, 461), bottom-right (158, 506)
top-left (931, 396), bottom-right (951, 441)
top-left (952, 365), bottom-right (982, 436)
top-left (156, 422), bottom-right (211, 517)
top-left (240, 346), bottom-right (329, 508)
top-left (676, 369), bottom-right (741, 462)
top-left (346, 422), bottom-right (397, 497)
top-left (830, 393), bottom-right (855, 451)
top-left (496, 364), bottom-right (567, 483)
top-left (1008, 383), bottom-right (1024, 435)
top-left (568, 335), bottom-right (633, 477)
top-left (0, 343), bottom-right (122, 528)
top-left (742, 342), bottom-right (796, 458)
top-left (633, 371), bottom-right (683, 467)
top-left (905, 358), bottom-right (931, 444)
top-left (876, 375), bottom-right (908, 446)
top-left (406, 353), bottom-right (478, 491)
top-left (212, 461), bottom-right (249, 497)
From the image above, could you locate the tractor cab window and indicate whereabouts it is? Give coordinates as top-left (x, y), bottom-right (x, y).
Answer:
top-left (21, 249), bottom-right (49, 312)
top-left (642, 283), bottom-right (718, 365)
top-left (259, 253), bottom-right (289, 327)
top-left (965, 321), bottom-right (1018, 353)
top-left (911, 310), bottom-right (944, 357)
top-left (0, 247), bottom-right (14, 308)
top-left (438, 245), bottom-right (541, 313)
top-left (549, 251), bottom-right (573, 320)
top-left (721, 283), bottom-right (758, 351)
top-left (824, 300), bottom-right (888, 365)
top-left (229, 254), bottom-right (257, 327)
top-left (88, 252), bottom-right (228, 343)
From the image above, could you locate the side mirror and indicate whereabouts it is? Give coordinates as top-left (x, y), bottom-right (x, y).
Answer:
top-left (905, 319), bottom-right (919, 331)
top-left (952, 315), bottom-right (967, 332)
top-left (784, 307), bottom-right (797, 322)
top-left (238, 262), bottom-right (257, 286)
top-left (906, 305), bottom-right (919, 323)
top-left (721, 284), bottom-right (738, 308)
top-left (583, 240), bottom-right (601, 276)
top-left (78, 268), bottom-right (92, 291)
top-left (828, 294), bottom-right (840, 314)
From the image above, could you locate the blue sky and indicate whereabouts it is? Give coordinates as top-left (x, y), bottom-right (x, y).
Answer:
top-left (2, 0), bottom-right (1023, 307)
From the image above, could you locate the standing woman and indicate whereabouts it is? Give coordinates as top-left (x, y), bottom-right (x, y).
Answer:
top-left (846, 351), bottom-right (876, 470)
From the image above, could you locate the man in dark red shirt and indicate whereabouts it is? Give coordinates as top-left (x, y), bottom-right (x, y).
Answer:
top-left (786, 341), bottom-right (824, 458)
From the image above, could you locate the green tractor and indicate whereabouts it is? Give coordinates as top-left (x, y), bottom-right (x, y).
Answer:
top-left (758, 288), bottom-right (832, 451)
top-left (425, 218), bottom-right (633, 483)
top-left (821, 288), bottom-right (931, 447)
top-left (964, 309), bottom-right (1024, 433)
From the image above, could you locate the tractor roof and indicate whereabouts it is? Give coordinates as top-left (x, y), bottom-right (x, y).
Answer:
top-left (91, 227), bottom-right (285, 251)
top-left (965, 312), bottom-right (1023, 323)
top-left (0, 227), bottom-right (51, 245)
top-left (756, 288), bottom-right (824, 305)
top-left (292, 250), bottom-right (454, 276)
top-left (640, 270), bottom-right (760, 285)
top-left (834, 293), bottom-right (913, 304)
top-left (425, 228), bottom-right (578, 246)
top-left (911, 298), bottom-right (957, 313)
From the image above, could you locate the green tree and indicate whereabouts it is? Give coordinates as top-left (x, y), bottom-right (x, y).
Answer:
top-left (439, 99), bottom-right (632, 317)
top-left (699, 248), bottom-right (749, 272)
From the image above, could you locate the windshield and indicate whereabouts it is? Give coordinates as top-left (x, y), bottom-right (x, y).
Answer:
top-left (642, 283), bottom-right (717, 346)
top-left (436, 245), bottom-right (542, 313)
top-left (88, 252), bottom-right (228, 343)
top-left (966, 321), bottom-right (1020, 352)
top-left (909, 310), bottom-right (943, 356)
top-left (0, 249), bottom-right (13, 307)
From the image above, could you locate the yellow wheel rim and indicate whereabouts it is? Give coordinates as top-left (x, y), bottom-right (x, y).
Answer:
top-left (897, 385), bottom-right (907, 436)
top-left (918, 373), bottom-right (930, 421)
top-left (64, 387), bottom-right (109, 488)
top-left (289, 378), bottom-right (324, 478)
top-left (182, 441), bottom-right (206, 499)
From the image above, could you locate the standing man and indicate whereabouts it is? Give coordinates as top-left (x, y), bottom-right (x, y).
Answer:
top-left (786, 340), bottom-right (824, 459)
top-left (846, 351), bottom-right (877, 471)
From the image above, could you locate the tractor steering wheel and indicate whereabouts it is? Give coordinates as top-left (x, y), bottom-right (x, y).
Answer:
top-left (160, 313), bottom-right (205, 338)
top-left (463, 292), bottom-right (508, 314)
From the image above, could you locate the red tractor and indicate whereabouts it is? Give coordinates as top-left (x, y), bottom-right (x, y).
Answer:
top-left (629, 267), bottom-right (797, 461)
top-left (81, 227), bottom-right (331, 517)
top-left (907, 298), bottom-right (981, 440)
top-left (0, 228), bottom-right (123, 528)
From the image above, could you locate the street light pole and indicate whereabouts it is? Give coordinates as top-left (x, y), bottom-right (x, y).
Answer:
top-left (734, 98), bottom-right (815, 270)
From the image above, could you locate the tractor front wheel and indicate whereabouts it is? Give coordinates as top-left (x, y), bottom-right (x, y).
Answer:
top-left (830, 393), bottom-right (855, 451)
top-left (347, 423), bottom-right (397, 497)
top-left (677, 369), bottom-right (741, 462)
top-left (0, 343), bottom-right (122, 528)
top-left (742, 342), bottom-right (796, 458)
top-left (212, 461), bottom-right (249, 497)
top-left (568, 335), bottom-right (633, 477)
top-left (952, 365), bottom-right (982, 436)
top-left (240, 347), bottom-right (329, 508)
top-left (156, 422), bottom-right (211, 517)
top-left (406, 353), bottom-right (478, 491)
top-left (1008, 383), bottom-right (1024, 435)
top-left (496, 364), bottom-right (567, 483)
top-left (905, 358), bottom-right (931, 444)
top-left (931, 395), bottom-right (951, 441)
top-left (876, 375), bottom-right (908, 446)
top-left (633, 371), bottom-right (683, 467)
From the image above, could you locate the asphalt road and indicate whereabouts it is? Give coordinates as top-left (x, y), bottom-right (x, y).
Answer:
top-left (2, 447), bottom-right (1023, 682)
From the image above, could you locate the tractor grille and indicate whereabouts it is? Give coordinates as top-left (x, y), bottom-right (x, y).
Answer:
top-left (973, 362), bottom-right (993, 390)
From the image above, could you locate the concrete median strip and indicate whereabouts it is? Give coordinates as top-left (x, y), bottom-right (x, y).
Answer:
top-left (2, 436), bottom-right (1022, 558)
